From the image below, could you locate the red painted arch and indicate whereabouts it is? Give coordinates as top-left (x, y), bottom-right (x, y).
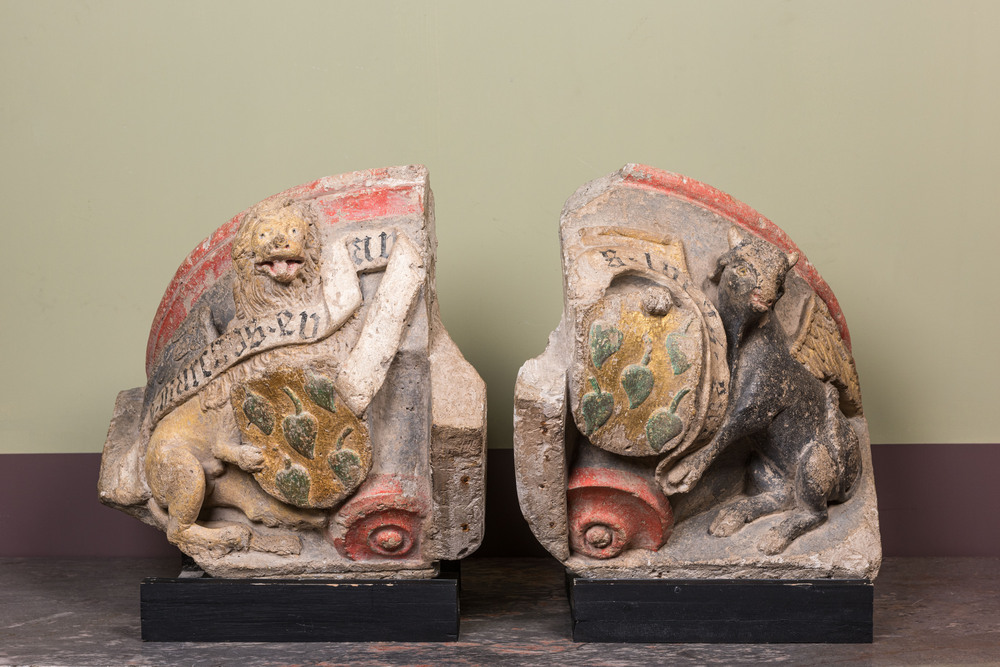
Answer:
top-left (620, 164), bottom-right (851, 349)
top-left (144, 167), bottom-right (427, 375)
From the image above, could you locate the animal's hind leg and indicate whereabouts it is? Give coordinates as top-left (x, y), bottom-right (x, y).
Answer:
top-left (758, 441), bottom-right (835, 555)
top-left (211, 468), bottom-right (327, 529)
top-left (146, 444), bottom-right (250, 558)
top-left (709, 455), bottom-right (787, 537)
top-left (710, 491), bottom-right (785, 537)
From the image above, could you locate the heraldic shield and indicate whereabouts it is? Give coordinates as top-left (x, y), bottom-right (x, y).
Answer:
top-left (232, 368), bottom-right (372, 509)
top-left (573, 272), bottom-right (720, 459)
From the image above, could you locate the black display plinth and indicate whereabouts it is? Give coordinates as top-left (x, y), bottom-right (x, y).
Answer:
top-left (568, 575), bottom-right (873, 643)
top-left (141, 563), bottom-right (460, 642)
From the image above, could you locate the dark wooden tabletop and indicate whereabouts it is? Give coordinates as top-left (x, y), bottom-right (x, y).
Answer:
top-left (2, 556), bottom-right (998, 666)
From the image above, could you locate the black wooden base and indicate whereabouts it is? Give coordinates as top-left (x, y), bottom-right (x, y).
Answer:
top-left (141, 564), bottom-right (460, 642)
top-left (568, 575), bottom-right (873, 643)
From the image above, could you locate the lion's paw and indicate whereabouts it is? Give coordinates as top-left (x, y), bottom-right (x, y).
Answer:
top-left (758, 527), bottom-right (792, 556)
top-left (172, 522), bottom-right (252, 559)
top-left (205, 524), bottom-right (252, 558)
top-left (709, 507), bottom-right (746, 537)
top-left (665, 463), bottom-right (698, 494)
top-left (236, 445), bottom-right (265, 473)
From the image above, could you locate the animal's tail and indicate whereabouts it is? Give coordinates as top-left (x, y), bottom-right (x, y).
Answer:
top-left (821, 383), bottom-right (862, 502)
top-left (146, 497), bottom-right (169, 531)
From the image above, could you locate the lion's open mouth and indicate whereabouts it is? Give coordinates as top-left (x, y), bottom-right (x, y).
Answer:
top-left (256, 258), bottom-right (304, 282)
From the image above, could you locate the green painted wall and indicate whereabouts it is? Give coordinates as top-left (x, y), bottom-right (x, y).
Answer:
top-left (2, 1), bottom-right (997, 454)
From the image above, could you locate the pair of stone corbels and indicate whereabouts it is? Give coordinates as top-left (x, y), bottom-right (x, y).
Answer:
top-left (99, 164), bottom-right (879, 581)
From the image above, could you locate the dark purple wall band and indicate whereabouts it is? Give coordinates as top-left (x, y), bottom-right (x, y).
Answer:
top-left (1, 445), bottom-right (997, 558)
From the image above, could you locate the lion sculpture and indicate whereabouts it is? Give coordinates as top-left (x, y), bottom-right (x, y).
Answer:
top-left (100, 167), bottom-right (485, 582)
top-left (143, 199), bottom-right (332, 558)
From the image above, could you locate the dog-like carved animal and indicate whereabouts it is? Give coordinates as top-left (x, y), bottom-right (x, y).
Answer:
top-left (664, 228), bottom-right (861, 555)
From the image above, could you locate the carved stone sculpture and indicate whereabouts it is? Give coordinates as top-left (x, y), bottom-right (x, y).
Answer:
top-left (100, 165), bottom-right (486, 578)
top-left (514, 165), bottom-right (880, 579)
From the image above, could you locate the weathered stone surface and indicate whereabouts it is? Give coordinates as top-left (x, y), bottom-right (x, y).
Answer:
top-left (514, 165), bottom-right (880, 580)
top-left (99, 165), bottom-right (486, 578)
top-left (513, 328), bottom-right (572, 561)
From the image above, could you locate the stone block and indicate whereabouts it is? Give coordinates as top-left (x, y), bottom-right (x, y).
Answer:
top-left (514, 165), bottom-right (880, 581)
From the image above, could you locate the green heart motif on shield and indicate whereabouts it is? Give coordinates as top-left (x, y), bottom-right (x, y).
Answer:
top-left (621, 335), bottom-right (655, 408)
top-left (589, 323), bottom-right (623, 369)
top-left (281, 387), bottom-right (318, 459)
top-left (231, 367), bottom-right (373, 509)
top-left (665, 317), bottom-right (694, 375)
top-left (305, 371), bottom-right (338, 413)
top-left (646, 389), bottom-right (690, 452)
top-left (275, 460), bottom-right (312, 506)
top-left (581, 377), bottom-right (614, 435)
top-left (242, 391), bottom-right (275, 435)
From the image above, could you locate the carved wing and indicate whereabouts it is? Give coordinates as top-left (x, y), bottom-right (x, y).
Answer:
top-left (789, 294), bottom-right (863, 416)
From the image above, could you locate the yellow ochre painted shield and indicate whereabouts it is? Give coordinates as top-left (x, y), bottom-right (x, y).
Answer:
top-left (231, 367), bottom-right (372, 509)
top-left (575, 282), bottom-right (704, 457)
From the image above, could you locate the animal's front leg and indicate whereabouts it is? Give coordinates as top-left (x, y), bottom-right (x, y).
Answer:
top-left (663, 387), bottom-right (779, 494)
top-left (663, 418), bottom-right (742, 494)
top-left (710, 451), bottom-right (791, 537)
top-left (335, 234), bottom-right (426, 416)
top-left (758, 509), bottom-right (828, 555)
top-left (212, 468), bottom-right (326, 529)
top-left (211, 409), bottom-right (264, 473)
top-left (213, 442), bottom-right (264, 473)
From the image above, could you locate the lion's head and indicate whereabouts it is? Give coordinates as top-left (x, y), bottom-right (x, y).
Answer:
top-left (231, 198), bottom-right (322, 320)
top-left (196, 199), bottom-right (329, 411)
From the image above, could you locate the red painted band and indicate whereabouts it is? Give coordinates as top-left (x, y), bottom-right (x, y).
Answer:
top-left (621, 164), bottom-right (851, 349)
top-left (145, 170), bottom-right (425, 374)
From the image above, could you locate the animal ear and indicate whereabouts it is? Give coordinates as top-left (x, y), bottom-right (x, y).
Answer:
top-left (786, 250), bottom-right (799, 268)
top-left (709, 256), bottom-right (727, 283)
top-left (727, 227), bottom-right (744, 249)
